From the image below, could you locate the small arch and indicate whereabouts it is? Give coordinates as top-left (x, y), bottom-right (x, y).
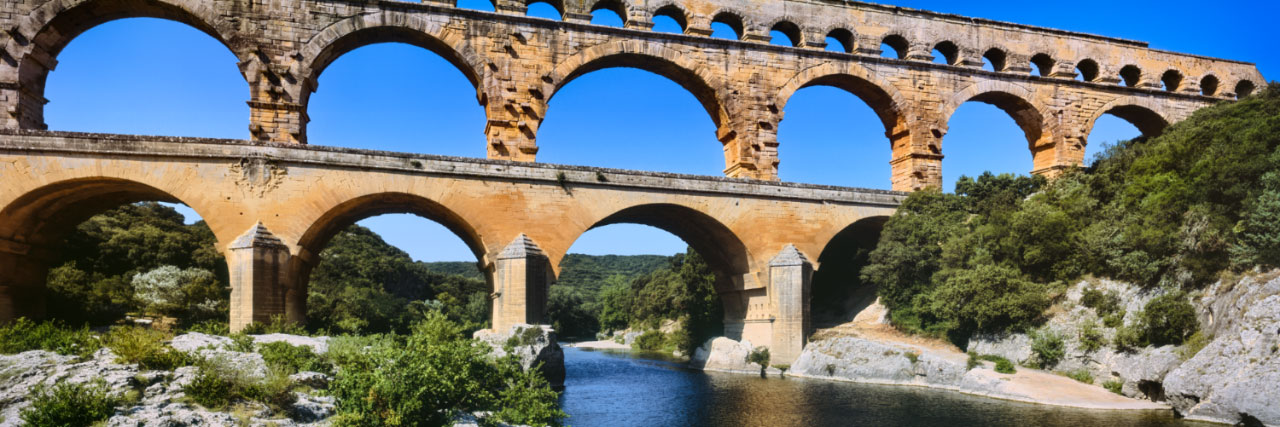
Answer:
top-left (982, 48), bottom-right (1007, 72)
top-left (769, 20), bottom-right (802, 47)
top-left (825, 28), bottom-right (854, 53)
top-left (1236, 80), bottom-right (1257, 99)
top-left (589, 0), bottom-right (627, 26)
top-left (1075, 59), bottom-right (1100, 82)
top-left (881, 34), bottom-right (909, 59)
top-left (1120, 65), bottom-right (1143, 87)
top-left (932, 41), bottom-right (959, 65)
top-left (1200, 75), bottom-right (1220, 97)
top-left (710, 11), bottom-right (745, 40)
top-left (1030, 53), bottom-right (1054, 77)
top-left (1161, 69), bottom-right (1184, 92)
top-left (525, 0), bottom-right (564, 20)
top-left (456, 0), bottom-right (496, 11)
top-left (651, 4), bottom-right (688, 33)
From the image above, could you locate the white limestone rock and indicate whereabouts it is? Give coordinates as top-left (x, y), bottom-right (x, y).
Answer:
top-left (169, 332), bottom-right (233, 353)
top-left (0, 348), bottom-right (139, 425)
top-left (252, 334), bottom-right (330, 355)
top-left (474, 324), bottom-right (565, 388)
top-left (1164, 293), bottom-right (1280, 426)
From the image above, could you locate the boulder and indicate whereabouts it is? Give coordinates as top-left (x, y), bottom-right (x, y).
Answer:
top-left (0, 348), bottom-right (139, 424)
top-left (1164, 294), bottom-right (1280, 426)
top-left (689, 337), bottom-right (769, 374)
top-left (474, 324), bottom-right (565, 388)
top-left (252, 334), bottom-right (330, 355)
top-left (169, 332), bottom-right (233, 353)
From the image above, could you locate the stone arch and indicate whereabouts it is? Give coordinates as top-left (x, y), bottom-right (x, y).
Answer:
top-left (1200, 74), bottom-right (1220, 97)
top-left (649, 1), bottom-right (688, 31)
top-left (588, 0), bottom-right (630, 25)
top-left (1161, 69), bottom-right (1184, 92)
top-left (776, 62), bottom-right (910, 136)
top-left (296, 12), bottom-right (488, 108)
top-left (766, 18), bottom-right (803, 47)
top-left (0, 177), bottom-right (228, 321)
top-left (1084, 96), bottom-right (1171, 139)
top-left (544, 41), bottom-right (730, 129)
top-left (708, 9), bottom-right (747, 40)
top-left (9, 0), bottom-right (247, 130)
top-left (980, 45), bottom-right (1009, 71)
top-left (942, 81), bottom-right (1051, 151)
top-left (524, 0), bottom-right (566, 19)
top-left (811, 215), bottom-right (889, 326)
top-left (880, 33), bottom-right (910, 59)
top-left (1074, 59), bottom-right (1101, 82)
top-left (822, 26), bottom-right (855, 53)
top-left (931, 40), bottom-right (960, 65)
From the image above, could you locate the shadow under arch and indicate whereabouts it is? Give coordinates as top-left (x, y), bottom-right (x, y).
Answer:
top-left (573, 203), bottom-right (752, 337)
top-left (544, 44), bottom-right (728, 129)
top-left (13, 0), bottom-right (246, 130)
top-left (0, 177), bottom-right (223, 320)
top-left (811, 216), bottom-right (888, 327)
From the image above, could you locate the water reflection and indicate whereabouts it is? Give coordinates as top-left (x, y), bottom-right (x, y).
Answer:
top-left (558, 347), bottom-right (1197, 427)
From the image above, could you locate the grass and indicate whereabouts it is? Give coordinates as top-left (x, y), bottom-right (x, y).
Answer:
top-left (1178, 331), bottom-right (1212, 361)
top-left (1063, 369), bottom-right (1095, 384)
top-left (183, 355), bottom-right (296, 414)
top-left (904, 352), bottom-right (919, 364)
top-left (258, 341), bottom-right (330, 375)
top-left (1103, 379), bottom-right (1124, 395)
top-left (103, 326), bottom-right (195, 370)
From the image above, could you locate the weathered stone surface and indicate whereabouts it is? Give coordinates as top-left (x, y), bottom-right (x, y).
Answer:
top-left (169, 332), bottom-right (233, 353)
top-left (253, 334), bottom-right (331, 355)
top-left (0, 348), bottom-right (138, 424)
top-left (690, 337), bottom-right (770, 374)
top-left (1164, 294), bottom-right (1280, 426)
top-left (474, 324), bottom-right (565, 388)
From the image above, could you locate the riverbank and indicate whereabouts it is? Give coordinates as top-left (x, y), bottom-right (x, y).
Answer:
top-left (562, 339), bottom-right (631, 351)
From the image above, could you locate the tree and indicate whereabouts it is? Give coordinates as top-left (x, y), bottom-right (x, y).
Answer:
top-left (132, 265), bottom-right (226, 321)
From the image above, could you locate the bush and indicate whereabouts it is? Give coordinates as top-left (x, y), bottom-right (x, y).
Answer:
top-left (258, 341), bottom-right (329, 375)
top-left (1141, 292), bottom-right (1198, 346)
top-left (975, 354), bottom-right (1016, 374)
top-left (1178, 331), bottom-right (1212, 361)
top-left (1029, 329), bottom-right (1066, 368)
top-left (633, 330), bottom-right (666, 352)
top-left (185, 320), bottom-right (230, 336)
top-left (1102, 311), bottom-right (1126, 328)
top-left (184, 356), bottom-right (295, 413)
top-left (240, 315), bottom-right (307, 336)
top-left (904, 352), bottom-right (919, 364)
top-left (1064, 369), bottom-right (1095, 384)
top-left (0, 318), bottom-right (100, 357)
top-left (227, 333), bottom-right (256, 352)
top-left (966, 352), bottom-right (981, 370)
top-left (103, 326), bottom-right (194, 370)
top-left (746, 347), bottom-right (771, 378)
top-left (132, 265), bottom-right (225, 322)
top-left (1078, 322), bottom-right (1104, 353)
top-left (1080, 288), bottom-right (1122, 317)
top-left (20, 380), bottom-right (123, 426)
top-left (1103, 379), bottom-right (1124, 395)
top-left (329, 312), bottom-right (563, 427)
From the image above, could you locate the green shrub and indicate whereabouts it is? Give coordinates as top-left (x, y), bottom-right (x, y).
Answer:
top-left (1178, 331), bottom-right (1212, 361)
top-left (904, 352), bottom-right (919, 364)
top-left (258, 341), bottom-right (329, 375)
top-left (328, 312), bottom-right (563, 427)
top-left (183, 356), bottom-right (295, 414)
top-left (976, 354), bottom-right (1016, 374)
top-left (1102, 311), bottom-right (1125, 328)
top-left (1112, 321), bottom-right (1146, 350)
top-left (746, 347), bottom-right (771, 378)
top-left (103, 326), bottom-right (194, 370)
top-left (240, 315), bottom-right (307, 336)
top-left (1103, 379), bottom-right (1124, 395)
top-left (633, 330), bottom-right (666, 351)
top-left (185, 320), bottom-right (230, 336)
top-left (1029, 329), bottom-right (1066, 368)
top-left (966, 352), bottom-right (981, 370)
top-left (1078, 322), bottom-right (1104, 353)
top-left (1141, 293), bottom-right (1198, 346)
top-left (0, 318), bottom-right (100, 357)
top-left (20, 380), bottom-right (123, 426)
top-left (227, 333), bottom-right (255, 352)
top-left (1064, 369), bottom-right (1095, 384)
top-left (1080, 288), bottom-right (1122, 317)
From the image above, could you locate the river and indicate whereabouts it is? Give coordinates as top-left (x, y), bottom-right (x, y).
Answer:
top-left (557, 347), bottom-right (1204, 427)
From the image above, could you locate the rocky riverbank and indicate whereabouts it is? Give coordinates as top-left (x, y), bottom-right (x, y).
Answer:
top-left (691, 273), bottom-right (1280, 426)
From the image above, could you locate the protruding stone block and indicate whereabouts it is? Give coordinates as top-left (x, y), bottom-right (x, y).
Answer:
top-left (492, 234), bottom-right (553, 331)
top-left (769, 244), bottom-right (812, 364)
top-left (229, 223), bottom-right (291, 331)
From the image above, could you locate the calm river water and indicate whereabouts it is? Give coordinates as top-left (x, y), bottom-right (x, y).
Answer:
top-left (557, 347), bottom-right (1203, 427)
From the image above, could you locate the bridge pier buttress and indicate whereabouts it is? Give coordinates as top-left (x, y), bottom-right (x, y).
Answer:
top-left (491, 234), bottom-right (552, 331)
top-left (889, 125), bottom-right (944, 191)
top-left (769, 245), bottom-right (812, 364)
top-left (0, 245), bottom-right (49, 323)
top-left (228, 223), bottom-right (291, 331)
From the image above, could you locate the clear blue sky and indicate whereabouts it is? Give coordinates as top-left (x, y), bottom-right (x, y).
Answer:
top-left (45, 0), bottom-right (1275, 262)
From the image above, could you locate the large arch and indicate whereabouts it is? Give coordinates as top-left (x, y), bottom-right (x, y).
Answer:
top-left (295, 12), bottom-right (489, 110)
top-left (568, 203), bottom-right (753, 338)
top-left (543, 41), bottom-right (730, 129)
top-left (0, 177), bottom-right (225, 321)
top-left (1083, 96), bottom-right (1171, 140)
top-left (776, 62), bottom-right (910, 135)
top-left (10, 0), bottom-right (247, 130)
top-left (941, 81), bottom-right (1051, 151)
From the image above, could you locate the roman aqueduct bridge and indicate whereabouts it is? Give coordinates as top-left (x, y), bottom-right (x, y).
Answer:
top-left (0, 0), bottom-right (1266, 362)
